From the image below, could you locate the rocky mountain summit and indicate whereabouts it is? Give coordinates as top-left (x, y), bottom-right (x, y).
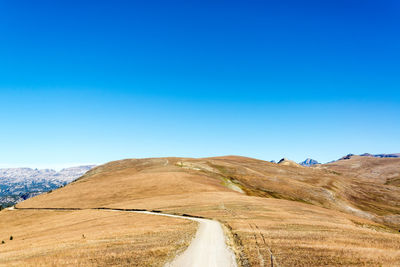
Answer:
top-left (299, 158), bottom-right (320, 167)
top-left (0, 165), bottom-right (95, 208)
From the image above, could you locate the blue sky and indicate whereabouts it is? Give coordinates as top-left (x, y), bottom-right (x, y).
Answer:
top-left (0, 0), bottom-right (399, 168)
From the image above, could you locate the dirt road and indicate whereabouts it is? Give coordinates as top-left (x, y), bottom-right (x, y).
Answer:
top-left (12, 207), bottom-right (238, 267)
top-left (134, 211), bottom-right (238, 267)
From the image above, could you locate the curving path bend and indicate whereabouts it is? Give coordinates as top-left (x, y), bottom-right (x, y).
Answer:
top-left (133, 211), bottom-right (238, 267)
top-left (10, 207), bottom-right (238, 267)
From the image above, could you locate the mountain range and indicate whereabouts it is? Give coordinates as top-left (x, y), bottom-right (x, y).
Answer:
top-left (339, 153), bottom-right (400, 161)
top-left (4, 152), bottom-right (397, 207)
top-left (2, 152), bottom-right (398, 208)
top-left (0, 165), bottom-right (95, 208)
top-left (299, 153), bottom-right (400, 166)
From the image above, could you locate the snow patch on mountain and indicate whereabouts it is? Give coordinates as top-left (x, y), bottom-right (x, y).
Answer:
top-left (0, 165), bottom-right (95, 207)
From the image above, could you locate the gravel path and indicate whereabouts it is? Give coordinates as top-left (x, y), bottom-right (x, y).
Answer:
top-left (134, 211), bottom-right (238, 267)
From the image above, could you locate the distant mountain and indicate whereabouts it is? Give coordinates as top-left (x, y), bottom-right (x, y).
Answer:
top-left (299, 158), bottom-right (320, 167)
top-left (366, 153), bottom-right (400, 158)
top-left (0, 165), bottom-right (95, 208)
top-left (338, 153), bottom-right (400, 161)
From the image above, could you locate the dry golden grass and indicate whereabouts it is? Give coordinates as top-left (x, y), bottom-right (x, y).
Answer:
top-left (12, 156), bottom-right (400, 266)
top-left (0, 209), bottom-right (196, 266)
top-left (324, 155), bottom-right (400, 184)
top-left (322, 156), bottom-right (400, 226)
top-left (220, 198), bottom-right (400, 267)
top-left (108, 192), bottom-right (400, 266)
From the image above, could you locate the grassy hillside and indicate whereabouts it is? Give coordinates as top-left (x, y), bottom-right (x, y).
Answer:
top-left (4, 156), bottom-right (400, 266)
top-left (322, 155), bottom-right (400, 225)
top-left (0, 209), bottom-right (196, 267)
top-left (324, 155), bottom-right (400, 185)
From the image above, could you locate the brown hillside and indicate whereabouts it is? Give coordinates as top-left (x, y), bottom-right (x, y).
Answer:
top-left (323, 155), bottom-right (400, 185)
top-left (11, 156), bottom-right (400, 266)
top-left (321, 156), bottom-right (400, 225)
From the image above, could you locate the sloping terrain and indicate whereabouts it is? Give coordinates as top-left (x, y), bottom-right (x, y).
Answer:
top-left (322, 155), bottom-right (400, 225)
top-left (2, 156), bottom-right (400, 266)
top-left (324, 155), bottom-right (400, 185)
top-left (0, 209), bottom-right (196, 267)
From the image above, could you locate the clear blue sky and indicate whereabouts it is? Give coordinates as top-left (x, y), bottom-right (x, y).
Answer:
top-left (0, 0), bottom-right (399, 168)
